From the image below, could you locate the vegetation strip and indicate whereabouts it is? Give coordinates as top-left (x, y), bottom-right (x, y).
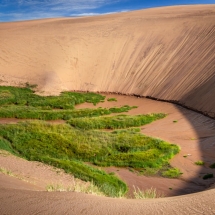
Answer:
top-left (0, 86), bottom-right (180, 197)
top-left (68, 113), bottom-right (166, 130)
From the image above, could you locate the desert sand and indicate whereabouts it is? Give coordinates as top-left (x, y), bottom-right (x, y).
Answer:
top-left (0, 4), bottom-right (215, 214)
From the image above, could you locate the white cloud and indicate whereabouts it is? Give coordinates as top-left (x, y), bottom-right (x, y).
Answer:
top-left (70, 10), bottom-right (129, 17)
top-left (0, 0), bottom-right (128, 21)
top-left (2, 0), bottom-right (122, 10)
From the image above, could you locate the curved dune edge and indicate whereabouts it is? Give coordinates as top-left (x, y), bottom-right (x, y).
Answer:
top-left (0, 5), bottom-right (215, 117)
top-left (0, 4), bottom-right (215, 214)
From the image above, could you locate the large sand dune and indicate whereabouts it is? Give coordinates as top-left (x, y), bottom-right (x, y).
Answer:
top-left (0, 5), bottom-right (215, 117)
top-left (0, 5), bottom-right (215, 214)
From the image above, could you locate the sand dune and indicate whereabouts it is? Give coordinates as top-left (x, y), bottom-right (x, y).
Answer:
top-left (0, 5), bottom-right (215, 117)
top-left (0, 5), bottom-right (215, 214)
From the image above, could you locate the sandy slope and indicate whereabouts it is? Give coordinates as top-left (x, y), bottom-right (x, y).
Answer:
top-left (0, 5), bottom-right (215, 117)
top-left (0, 4), bottom-right (215, 214)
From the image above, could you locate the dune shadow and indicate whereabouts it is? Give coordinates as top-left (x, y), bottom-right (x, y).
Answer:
top-left (170, 75), bottom-right (215, 196)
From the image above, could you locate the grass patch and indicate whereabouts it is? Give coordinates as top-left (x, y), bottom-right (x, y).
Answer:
top-left (111, 127), bottom-right (141, 134)
top-left (162, 168), bottom-right (182, 178)
top-left (0, 167), bottom-right (13, 176)
top-left (0, 120), bottom-right (179, 196)
top-left (107, 98), bottom-right (117, 102)
top-left (46, 183), bottom-right (68, 192)
top-left (0, 137), bottom-right (15, 154)
top-left (0, 86), bottom-right (105, 108)
top-left (195, 160), bottom-right (205, 166)
top-left (68, 113), bottom-right (166, 130)
top-left (0, 86), bottom-right (179, 197)
top-left (209, 163), bottom-right (215, 169)
top-left (0, 105), bottom-right (135, 120)
top-left (203, 174), bottom-right (213, 180)
top-left (133, 186), bottom-right (164, 199)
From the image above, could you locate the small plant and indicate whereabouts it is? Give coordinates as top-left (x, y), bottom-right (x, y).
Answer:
top-left (195, 160), bottom-right (205, 166)
top-left (25, 82), bottom-right (38, 89)
top-left (203, 174), bottom-right (213, 180)
top-left (162, 168), bottom-right (182, 178)
top-left (173, 120), bottom-right (178, 123)
top-left (133, 186), bottom-right (164, 199)
top-left (107, 98), bottom-right (117, 102)
top-left (73, 181), bottom-right (106, 196)
top-left (169, 187), bottom-right (173, 190)
top-left (209, 163), bottom-right (215, 169)
top-left (128, 168), bottom-right (134, 173)
top-left (46, 184), bottom-right (67, 192)
top-left (0, 167), bottom-right (13, 176)
top-left (109, 172), bottom-right (115, 175)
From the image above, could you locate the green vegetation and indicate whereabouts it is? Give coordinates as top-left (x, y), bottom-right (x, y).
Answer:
top-left (0, 120), bottom-right (179, 196)
top-left (173, 120), bottom-right (178, 123)
top-left (195, 160), bottom-right (205, 166)
top-left (0, 86), bottom-right (105, 108)
top-left (0, 137), bottom-right (14, 154)
top-left (133, 186), bottom-right (164, 199)
top-left (0, 105), bottom-right (135, 120)
top-left (209, 163), bottom-right (215, 169)
top-left (107, 98), bottom-right (117, 102)
top-left (46, 181), bottom-right (107, 196)
top-left (162, 168), bottom-right (182, 178)
top-left (0, 86), bottom-right (180, 197)
top-left (203, 174), bottom-right (213, 180)
top-left (68, 113), bottom-right (166, 130)
top-left (0, 167), bottom-right (13, 176)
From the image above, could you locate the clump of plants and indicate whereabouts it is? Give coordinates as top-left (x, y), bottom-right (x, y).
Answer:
top-left (133, 186), bottom-right (164, 199)
top-left (209, 163), bottom-right (215, 169)
top-left (203, 174), bottom-right (213, 180)
top-left (195, 160), bottom-right (205, 166)
top-left (0, 105), bottom-right (136, 120)
top-left (162, 168), bottom-right (182, 178)
top-left (68, 113), bottom-right (166, 130)
top-left (107, 98), bottom-right (117, 102)
top-left (0, 86), bottom-right (105, 108)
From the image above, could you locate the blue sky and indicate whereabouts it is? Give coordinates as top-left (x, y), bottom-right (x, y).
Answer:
top-left (0, 0), bottom-right (215, 22)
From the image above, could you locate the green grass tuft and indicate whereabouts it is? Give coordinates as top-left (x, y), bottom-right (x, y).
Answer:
top-left (107, 98), bottom-right (117, 102)
top-left (162, 168), bottom-right (182, 178)
top-left (209, 163), bottom-right (215, 169)
top-left (133, 186), bottom-right (164, 199)
top-left (203, 173), bottom-right (213, 180)
top-left (195, 160), bottom-right (205, 166)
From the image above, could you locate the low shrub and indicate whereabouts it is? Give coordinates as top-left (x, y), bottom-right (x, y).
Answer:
top-left (107, 98), bottom-right (117, 102)
top-left (162, 168), bottom-right (182, 178)
top-left (203, 174), bottom-right (213, 180)
top-left (195, 160), bottom-right (205, 166)
top-left (209, 163), bottom-right (215, 169)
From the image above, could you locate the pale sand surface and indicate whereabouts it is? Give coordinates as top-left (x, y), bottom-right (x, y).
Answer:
top-left (0, 4), bottom-right (215, 214)
top-left (0, 5), bottom-right (215, 117)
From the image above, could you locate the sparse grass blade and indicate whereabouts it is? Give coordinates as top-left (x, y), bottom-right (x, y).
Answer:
top-left (133, 186), bottom-right (164, 199)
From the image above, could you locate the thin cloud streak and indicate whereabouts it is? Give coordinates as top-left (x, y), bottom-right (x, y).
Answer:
top-left (0, 0), bottom-right (125, 21)
top-left (0, 10), bottom-right (130, 22)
